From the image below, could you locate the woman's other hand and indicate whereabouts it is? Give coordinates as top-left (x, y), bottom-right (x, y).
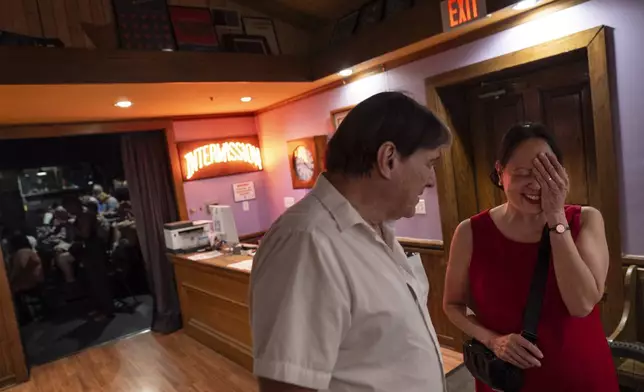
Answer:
top-left (533, 152), bottom-right (569, 222)
top-left (488, 333), bottom-right (544, 369)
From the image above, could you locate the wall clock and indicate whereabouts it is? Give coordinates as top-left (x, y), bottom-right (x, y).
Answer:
top-left (287, 135), bottom-right (328, 189)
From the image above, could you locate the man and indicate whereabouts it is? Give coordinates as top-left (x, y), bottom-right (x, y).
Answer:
top-left (250, 92), bottom-right (451, 392)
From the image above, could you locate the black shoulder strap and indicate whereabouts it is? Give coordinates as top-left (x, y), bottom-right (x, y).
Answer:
top-left (521, 225), bottom-right (551, 342)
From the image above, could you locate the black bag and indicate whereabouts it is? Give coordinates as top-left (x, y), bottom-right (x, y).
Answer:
top-left (463, 225), bottom-right (551, 392)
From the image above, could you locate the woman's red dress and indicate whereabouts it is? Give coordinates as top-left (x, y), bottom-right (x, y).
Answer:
top-left (469, 205), bottom-right (619, 391)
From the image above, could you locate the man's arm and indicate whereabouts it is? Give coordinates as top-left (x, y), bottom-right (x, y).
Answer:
top-left (258, 378), bottom-right (315, 392)
top-left (250, 229), bottom-right (350, 391)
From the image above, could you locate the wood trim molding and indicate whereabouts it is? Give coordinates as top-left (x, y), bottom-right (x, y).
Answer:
top-left (586, 27), bottom-right (624, 330)
top-left (623, 254), bottom-right (644, 268)
top-left (397, 237), bottom-right (444, 251)
top-left (0, 119), bottom-right (170, 140)
top-left (425, 26), bottom-right (602, 89)
top-left (425, 26), bottom-right (625, 332)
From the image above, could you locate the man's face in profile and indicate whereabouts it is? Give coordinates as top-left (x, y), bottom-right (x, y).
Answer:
top-left (389, 147), bottom-right (441, 219)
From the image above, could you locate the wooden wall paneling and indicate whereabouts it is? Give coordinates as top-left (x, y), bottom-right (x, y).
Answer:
top-left (6, 0), bottom-right (29, 35)
top-left (0, 252), bottom-right (28, 389)
top-left (90, 0), bottom-right (106, 25)
top-left (165, 125), bottom-right (189, 221)
top-left (64, 0), bottom-right (86, 47)
top-left (0, 46), bottom-right (311, 84)
top-left (425, 86), bottom-right (468, 255)
top-left (37, 0), bottom-right (58, 38)
top-left (587, 27), bottom-right (624, 332)
top-left (102, 0), bottom-right (113, 23)
top-left (0, 0), bottom-right (8, 32)
top-left (78, 0), bottom-right (96, 47)
top-left (52, 0), bottom-right (72, 46)
top-left (23, 0), bottom-right (43, 37)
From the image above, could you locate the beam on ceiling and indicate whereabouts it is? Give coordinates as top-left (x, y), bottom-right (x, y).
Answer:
top-left (0, 47), bottom-right (312, 84)
top-left (229, 0), bottom-right (327, 31)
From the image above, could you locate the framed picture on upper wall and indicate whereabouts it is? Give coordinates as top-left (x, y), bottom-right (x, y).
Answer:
top-left (112, 0), bottom-right (175, 51)
top-left (331, 105), bottom-right (356, 130)
top-left (168, 6), bottom-right (220, 51)
top-left (211, 7), bottom-right (243, 37)
top-left (242, 17), bottom-right (280, 55)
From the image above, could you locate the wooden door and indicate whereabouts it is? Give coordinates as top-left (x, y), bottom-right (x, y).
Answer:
top-left (0, 252), bottom-right (28, 388)
top-left (468, 60), bottom-right (595, 213)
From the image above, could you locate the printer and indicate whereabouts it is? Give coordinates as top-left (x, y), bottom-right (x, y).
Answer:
top-left (163, 220), bottom-right (211, 253)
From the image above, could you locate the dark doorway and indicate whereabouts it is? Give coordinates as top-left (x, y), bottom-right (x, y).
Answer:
top-left (0, 133), bottom-right (153, 366)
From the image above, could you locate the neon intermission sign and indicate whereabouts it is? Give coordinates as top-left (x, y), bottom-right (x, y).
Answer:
top-left (177, 136), bottom-right (263, 181)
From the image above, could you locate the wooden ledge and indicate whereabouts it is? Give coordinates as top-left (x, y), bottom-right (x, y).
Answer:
top-left (0, 46), bottom-right (311, 84)
top-left (397, 237), bottom-right (444, 251)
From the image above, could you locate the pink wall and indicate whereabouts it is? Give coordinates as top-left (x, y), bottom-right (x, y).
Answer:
top-left (173, 116), bottom-right (269, 235)
top-left (256, 76), bottom-right (442, 239)
top-left (257, 0), bottom-right (644, 253)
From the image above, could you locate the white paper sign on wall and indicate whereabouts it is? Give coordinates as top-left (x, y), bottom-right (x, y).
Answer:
top-left (232, 181), bottom-right (256, 202)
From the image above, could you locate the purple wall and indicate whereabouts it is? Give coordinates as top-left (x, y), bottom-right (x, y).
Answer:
top-left (256, 0), bottom-right (644, 253)
top-left (173, 116), bottom-right (269, 235)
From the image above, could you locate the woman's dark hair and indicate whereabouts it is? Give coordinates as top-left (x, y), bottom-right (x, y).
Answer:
top-left (325, 91), bottom-right (451, 177)
top-left (490, 122), bottom-right (563, 189)
top-left (9, 234), bottom-right (31, 251)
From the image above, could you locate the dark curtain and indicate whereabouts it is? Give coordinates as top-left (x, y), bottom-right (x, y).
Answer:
top-left (121, 131), bottom-right (181, 333)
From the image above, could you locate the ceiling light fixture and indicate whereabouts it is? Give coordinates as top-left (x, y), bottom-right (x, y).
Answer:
top-left (114, 99), bottom-right (132, 108)
top-left (240, 96), bottom-right (252, 103)
top-left (37, 171), bottom-right (47, 177)
top-left (338, 68), bottom-right (353, 77)
top-left (512, 0), bottom-right (540, 10)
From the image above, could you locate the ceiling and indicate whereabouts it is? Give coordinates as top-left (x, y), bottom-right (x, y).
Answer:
top-left (0, 82), bottom-right (320, 125)
top-left (275, 0), bottom-right (374, 20)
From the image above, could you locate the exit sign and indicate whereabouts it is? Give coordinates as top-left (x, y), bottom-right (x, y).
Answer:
top-left (440, 0), bottom-right (487, 31)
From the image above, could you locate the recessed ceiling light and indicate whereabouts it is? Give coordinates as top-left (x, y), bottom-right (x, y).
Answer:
top-left (338, 69), bottom-right (353, 77)
top-left (240, 96), bottom-right (252, 103)
top-left (513, 0), bottom-right (540, 10)
top-left (114, 99), bottom-right (132, 108)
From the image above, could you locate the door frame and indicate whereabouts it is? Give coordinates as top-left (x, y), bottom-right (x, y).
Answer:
top-left (0, 251), bottom-right (28, 387)
top-left (425, 26), bottom-right (624, 332)
top-left (0, 119), bottom-right (189, 387)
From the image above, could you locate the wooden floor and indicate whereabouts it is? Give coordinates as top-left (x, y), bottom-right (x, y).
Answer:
top-left (6, 331), bottom-right (463, 392)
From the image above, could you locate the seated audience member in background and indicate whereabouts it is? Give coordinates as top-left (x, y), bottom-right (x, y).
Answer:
top-left (9, 234), bottom-right (44, 294)
top-left (443, 123), bottom-right (618, 392)
top-left (250, 92), bottom-right (451, 392)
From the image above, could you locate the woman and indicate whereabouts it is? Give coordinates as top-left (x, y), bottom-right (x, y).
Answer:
top-left (443, 123), bottom-right (618, 391)
top-left (8, 233), bottom-right (44, 294)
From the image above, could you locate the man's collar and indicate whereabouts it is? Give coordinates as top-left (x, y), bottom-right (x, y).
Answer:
top-left (310, 173), bottom-right (369, 232)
